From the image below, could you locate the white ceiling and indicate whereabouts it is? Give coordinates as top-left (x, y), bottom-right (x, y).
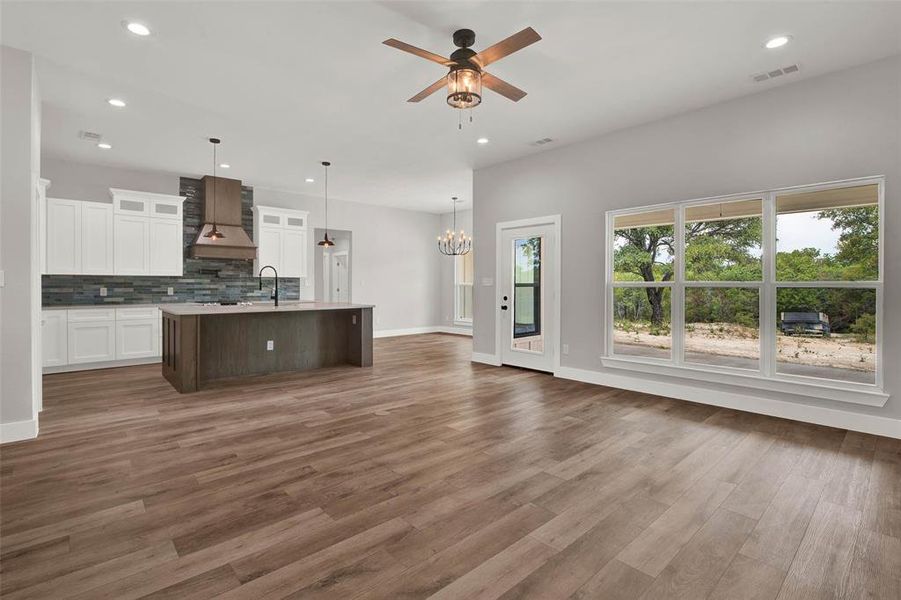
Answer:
top-left (3, 1), bottom-right (900, 213)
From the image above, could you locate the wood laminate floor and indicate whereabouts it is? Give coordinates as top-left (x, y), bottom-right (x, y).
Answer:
top-left (1, 334), bottom-right (899, 599)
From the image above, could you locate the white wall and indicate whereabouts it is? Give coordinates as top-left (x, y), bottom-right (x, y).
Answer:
top-left (41, 157), bottom-right (178, 202)
top-left (437, 208), bottom-right (473, 330)
top-left (472, 56), bottom-right (901, 433)
top-left (254, 188), bottom-right (443, 333)
top-left (1, 46), bottom-right (40, 442)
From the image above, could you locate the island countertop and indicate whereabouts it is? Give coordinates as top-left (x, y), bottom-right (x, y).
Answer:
top-left (160, 301), bottom-right (373, 316)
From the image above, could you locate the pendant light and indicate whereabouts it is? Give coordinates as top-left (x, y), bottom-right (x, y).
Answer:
top-left (203, 137), bottom-right (225, 240)
top-left (437, 197), bottom-right (471, 255)
top-left (318, 161), bottom-right (335, 247)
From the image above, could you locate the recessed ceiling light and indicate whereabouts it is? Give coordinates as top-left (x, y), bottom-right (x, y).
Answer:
top-left (764, 35), bottom-right (791, 49)
top-left (305, 178), bottom-right (315, 183)
top-left (219, 163), bottom-right (230, 169)
top-left (107, 98), bottom-right (126, 108)
top-left (476, 137), bottom-right (489, 145)
top-left (125, 21), bottom-right (151, 36)
top-left (97, 142), bottom-right (112, 149)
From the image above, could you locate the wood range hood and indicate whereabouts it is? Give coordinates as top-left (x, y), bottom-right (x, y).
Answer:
top-left (191, 175), bottom-right (257, 260)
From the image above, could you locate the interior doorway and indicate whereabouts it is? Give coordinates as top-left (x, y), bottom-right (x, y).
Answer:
top-left (313, 228), bottom-right (352, 302)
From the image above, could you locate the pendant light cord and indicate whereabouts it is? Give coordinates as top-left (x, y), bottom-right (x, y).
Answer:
top-left (324, 163), bottom-right (328, 237)
top-left (211, 140), bottom-right (217, 226)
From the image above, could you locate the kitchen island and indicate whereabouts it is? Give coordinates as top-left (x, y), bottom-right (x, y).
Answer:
top-left (161, 302), bottom-right (373, 393)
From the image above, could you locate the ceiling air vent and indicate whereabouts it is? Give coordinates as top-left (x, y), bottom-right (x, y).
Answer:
top-left (531, 137), bottom-right (554, 146)
top-left (751, 64), bottom-right (800, 83)
top-left (78, 130), bottom-right (103, 142)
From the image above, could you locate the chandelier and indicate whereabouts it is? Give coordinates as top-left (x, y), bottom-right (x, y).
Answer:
top-left (438, 197), bottom-right (471, 256)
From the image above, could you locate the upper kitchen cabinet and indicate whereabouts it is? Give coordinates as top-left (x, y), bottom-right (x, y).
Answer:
top-left (44, 190), bottom-right (184, 276)
top-left (110, 189), bottom-right (185, 276)
top-left (46, 198), bottom-right (83, 274)
top-left (252, 206), bottom-right (309, 278)
top-left (46, 197), bottom-right (114, 275)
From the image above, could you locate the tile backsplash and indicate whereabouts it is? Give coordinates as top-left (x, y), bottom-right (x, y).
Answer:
top-left (41, 177), bottom-right (301, 306)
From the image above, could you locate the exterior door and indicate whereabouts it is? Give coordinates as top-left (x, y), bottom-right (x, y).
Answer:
top-left (499, 223), bottom-right (556, 372)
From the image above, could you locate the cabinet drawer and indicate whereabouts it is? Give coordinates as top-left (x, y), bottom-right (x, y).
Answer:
top-left (66, 308), bottom-right (116, 322)
top-left (116, 307), bottom-right (159, 321)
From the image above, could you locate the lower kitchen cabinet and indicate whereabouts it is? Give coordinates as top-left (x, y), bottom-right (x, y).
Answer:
top-left (41, 310), bottom-right (68, 367)
top-left (44, 306), bottom-right (163, 371)
top-left (115, 307), bottom-right (160, 360)
top-left (68, 320), bottom-right (116, 364)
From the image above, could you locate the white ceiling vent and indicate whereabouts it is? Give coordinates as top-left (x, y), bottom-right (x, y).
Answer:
top-left (531, 137), bottom-right (554, 146)
top-left (78, 130), bottom-right (103, 142)
top-left (752, 64), bottom-right (800, 83)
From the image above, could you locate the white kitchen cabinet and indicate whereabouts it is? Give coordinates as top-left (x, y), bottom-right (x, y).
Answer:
top-left (42, 310), bottom-right (68, 367)
top-left (149, 218), bottom-right (183, 275)
top-left (252, 206), bottom-right (309, 278)
top-left (281, 229), bottom-right (307, 278)
top-left (81, 202), bottom-right (114, 274)
top-left (67, 309), bottom-right (117, 365)
top-left (114, 215), bottom-right (151, 275)
top-left (257, 227), bottom-right (283, 273)
top-left (115, 307), bottom-right (160, 360)
top-left (110, 189), bottom-right (185, 277)
top-left (46, 198), bottom-right (82, 274)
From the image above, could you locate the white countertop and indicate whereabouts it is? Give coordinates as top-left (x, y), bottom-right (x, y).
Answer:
top-left (160, 301), bottom-right (373, 316)
top-left (43, 303), bottom-right (170, 311)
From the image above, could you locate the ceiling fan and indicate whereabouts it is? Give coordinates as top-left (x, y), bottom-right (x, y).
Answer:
top-left (383, 27), bottom-right (541, 110)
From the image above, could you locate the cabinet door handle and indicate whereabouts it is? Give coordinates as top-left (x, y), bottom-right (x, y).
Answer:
top-left (500, 305), bottom-right (508, 311)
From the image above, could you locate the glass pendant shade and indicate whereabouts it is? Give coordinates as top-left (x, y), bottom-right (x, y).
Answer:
top-left (447, 68), bottom-right (482, 109)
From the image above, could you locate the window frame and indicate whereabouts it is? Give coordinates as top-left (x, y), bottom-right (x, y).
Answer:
top-left (603, 176), bottom-right (886, 406)
top-left (454, 251), bottom-right (474, 325)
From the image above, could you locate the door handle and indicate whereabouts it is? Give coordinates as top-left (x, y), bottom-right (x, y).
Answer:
top-left (501, 305), bottom-right (508, 310)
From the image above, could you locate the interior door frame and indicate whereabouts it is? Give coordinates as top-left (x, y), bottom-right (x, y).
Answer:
top-left (495, 215), bottom-right (562, 373)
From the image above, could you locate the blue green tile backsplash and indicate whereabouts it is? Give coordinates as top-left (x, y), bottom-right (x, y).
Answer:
top-left (41, 177), bottom-right (301, 306)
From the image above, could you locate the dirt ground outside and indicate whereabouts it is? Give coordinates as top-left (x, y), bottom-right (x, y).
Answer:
top-left (613, 322), bottom-right (875, 373)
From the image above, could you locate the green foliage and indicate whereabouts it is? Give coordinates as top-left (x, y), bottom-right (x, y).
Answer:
top-left (850, 313), bottom-right (876, 343)
top-left (817, 206), bottom-right (878, 279)
top-left (613, 203), bottom-right (878, 331)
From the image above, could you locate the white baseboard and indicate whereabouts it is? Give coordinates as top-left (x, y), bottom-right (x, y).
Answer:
top-left (436, 326), bottom-right (473, 337)
top-left (1, 418), bottom-right (38, 444)
top-left (374, 326), bottom-right (441, 338)
top-left (374, 326), bottom-right (474, 338)
top-left (555, 366), bottom-right (901, 439)
top-left (472, 352), bottom-right (501, 366)
top-left (44, 356), bottom-right (161, 374)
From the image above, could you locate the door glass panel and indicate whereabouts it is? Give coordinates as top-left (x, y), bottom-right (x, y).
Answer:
top-left (513, 236), bottom-right (542, 351)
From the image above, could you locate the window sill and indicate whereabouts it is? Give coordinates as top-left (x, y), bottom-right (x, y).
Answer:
top-left (600, 356), bottom-right (889, 407)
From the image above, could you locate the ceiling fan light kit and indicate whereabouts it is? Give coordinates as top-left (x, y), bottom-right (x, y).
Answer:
top-left (383, 26), bottom-right (541, 125)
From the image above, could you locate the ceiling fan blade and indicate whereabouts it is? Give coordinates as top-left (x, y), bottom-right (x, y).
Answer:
top-left (408, 76), bottom-right (448, 102)
top-left (383, 38), bottom-right (451, 66)
top-left (482, 72), bottom-right (527, 102)
top-left (474, 27), bottom-right (541, 67)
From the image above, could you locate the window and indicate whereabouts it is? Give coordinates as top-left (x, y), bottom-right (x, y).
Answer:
top-left (454, 250), bottom-right (474, 323)
top-left (606, 178), bottom-right (883, 398)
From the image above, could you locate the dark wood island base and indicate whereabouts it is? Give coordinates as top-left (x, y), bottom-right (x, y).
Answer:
top-left (161, 303), bottom-right (373, 393)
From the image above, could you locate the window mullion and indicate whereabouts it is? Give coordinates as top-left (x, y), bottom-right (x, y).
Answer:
top-left (673, 206), bottom-right (685, 366)
top-left (761, 193), bottom-right (776, 377)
